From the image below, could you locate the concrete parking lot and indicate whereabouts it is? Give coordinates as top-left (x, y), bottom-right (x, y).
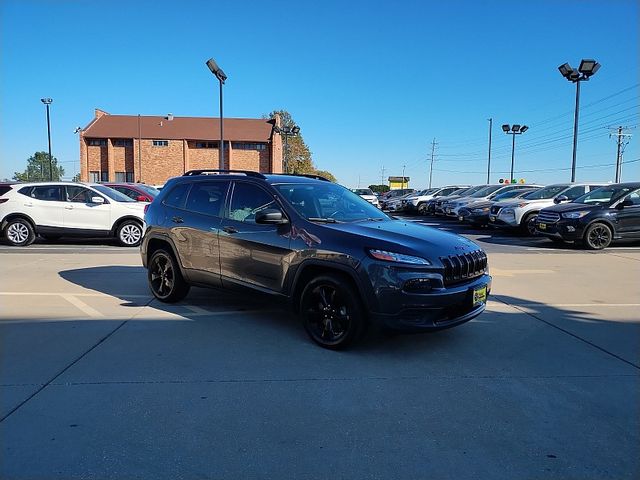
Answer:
top-left (1, 218), bottom-right (639, 479)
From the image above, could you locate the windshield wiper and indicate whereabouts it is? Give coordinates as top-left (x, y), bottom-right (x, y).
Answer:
top-left (352, 217), bottom-right (385, 222)
top-left (308, 217), bottom-right (338, 223)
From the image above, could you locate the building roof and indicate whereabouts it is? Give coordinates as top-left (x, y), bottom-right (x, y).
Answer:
top-left (83, 112), bottom-right (275, 142)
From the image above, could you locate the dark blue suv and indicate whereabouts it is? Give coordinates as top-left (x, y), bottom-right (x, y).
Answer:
top-left (141, 170), bottom-right (492, 349)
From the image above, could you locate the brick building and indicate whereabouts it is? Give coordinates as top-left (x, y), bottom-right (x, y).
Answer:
top-left (79, 109), bottom-right (283, 185)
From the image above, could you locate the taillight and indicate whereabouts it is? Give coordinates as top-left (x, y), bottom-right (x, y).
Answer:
top-left (144, 204), bottom-right (149, 214)
top-left (0, 198), bottom-right (8, 204)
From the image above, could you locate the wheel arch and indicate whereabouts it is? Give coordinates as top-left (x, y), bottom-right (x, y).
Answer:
top-left (1, 213), bottom-right (37, 232)
top-left (110, 215), bottom-right (143, 235)
top-left (583, 218), bottom-right (616, 238)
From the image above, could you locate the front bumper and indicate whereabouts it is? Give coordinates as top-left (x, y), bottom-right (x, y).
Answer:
top-left (461, 212), bottom-right (491, 225)
top-left (489, 210), bottom-right (519, 228)
top-left (535, 218), bottom-right (584, 241)
top-left (368, 273), bottom-right (492, 332)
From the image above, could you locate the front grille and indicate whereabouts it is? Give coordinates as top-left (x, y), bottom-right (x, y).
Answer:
top-left (490, 205), bottom-right (502, 215)
top-left (440, 250), bottom-right (488, 286)
top-left (537, 211), bottom-right (561, 223)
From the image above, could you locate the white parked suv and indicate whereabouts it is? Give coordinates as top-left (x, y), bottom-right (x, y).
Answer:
top-left (0, 182), bottom-right (146, 246)
top-left (489, 182), bottom-right (607, 235)
top-left (352, 188), bottom-right (380, 208)
top-left (443, 184), bottom-right (534, 217)
top-left (403, 185), bottom-right (470, 214)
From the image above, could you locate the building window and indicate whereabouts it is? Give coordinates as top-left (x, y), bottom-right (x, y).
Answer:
top-left (115, 172), bottom-right (135, 183)
top-left (89, 171), bottom-right (100, 182)
top-left (88, 139), bottom-right (107, 147)
top-left (195, 141), bottom-right (219, 149)
top-left (126, 172), bottom-right (134, 182)
top-left (101, 172), bottom-right (109, 182)
top-left (231, 142), bottom-right (267, 151)
top-left (114, 139), bottom-right (133, 147)
top-left (153, 140), bottom-right (169, 147)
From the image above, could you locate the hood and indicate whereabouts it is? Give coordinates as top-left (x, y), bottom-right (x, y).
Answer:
top-left (495, 197), bottom-right (554, 209)
top-left (465, 200), bottom-right (492, 210)
top-left (541, 202), bottom-right (601, 214)
top-left (322, 219), bottom-right (481, 259)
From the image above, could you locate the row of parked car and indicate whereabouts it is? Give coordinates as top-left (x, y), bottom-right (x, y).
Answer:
top-left (371, 182), bottom-right (640, 250)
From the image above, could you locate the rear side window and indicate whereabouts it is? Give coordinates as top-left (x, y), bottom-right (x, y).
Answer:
top-left (0, 185), bottom-right (12, 196)
top-left (163, 183), bottom-right (191, 209)
top-left (114, 186), bottom-right (139, 200)
top-left (29, 186), bottom-right (63, 201)
top-left (185, 181), bottom-right (230, 217)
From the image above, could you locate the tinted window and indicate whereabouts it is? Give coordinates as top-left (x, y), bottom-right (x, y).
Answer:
top-left (627, 190), bottom-right (640, 206)
top-left (113, 186), bottom-right (139, 199)
top-left (186, 181), bottom-right (230, 217)
top-left (227, 183), bottom-right (275, 223)
top-left (522, 185), bottom-right (568, 200)
top-left (575, 186), bottom-right (632, 205)
top-left (470, 185), bottom-right (503, 198)
top-left (0, 185), bottom-right (13, 196)
top-left (92, 185), bottom-right (134, 202)
top-left (66, 186), bottom-right (95, 203)
top-left (163, 183), bottom-right (191, 209)
top-left (562, 185), bottom-right (587, 200)
top-left (30, 186), bottom-right (63, 201)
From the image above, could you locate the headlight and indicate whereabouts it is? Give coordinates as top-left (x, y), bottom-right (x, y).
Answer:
top-left (411, 199), bottom-right (419, 206)
top-left (369, 249), bottom-right (431, 265)
top-left (502, 208), bottom-right (514, 215)
top-left (562, 211), bottom-right (590, 219)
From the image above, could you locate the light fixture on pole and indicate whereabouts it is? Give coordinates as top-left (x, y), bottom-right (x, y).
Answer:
top-left (502, 124), bottom-right (528, 183)
top-left (40, 97), bottom-right (53, 180)
top-left (558, 59), bottom-right (601, 182)
top-left (274, 124), bottom-right (300, 173)
top-left (205, 58), bottom-right (227, 170)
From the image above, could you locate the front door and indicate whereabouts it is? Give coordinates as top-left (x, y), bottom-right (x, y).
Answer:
top-left (63, 185), bottom-right (111, 232)
top-left (616, 189), bottom-right (640, 236)
top-left (219, 181), bottom-right (292, 292)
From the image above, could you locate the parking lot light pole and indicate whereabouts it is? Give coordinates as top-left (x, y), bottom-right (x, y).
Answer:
top-left (205, 58), bottom-right (228, 170)
top-left (41, 98), bottom-right (53, 180)
top-left (502, 124), bottom-right (528, 182)
top-left (558, 59), bottom-right (601, 182)
top-left (273, 124), bottom-right (300, 173)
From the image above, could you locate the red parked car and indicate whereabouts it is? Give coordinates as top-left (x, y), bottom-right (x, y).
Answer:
top-left (104, 183), bottom-right (160, 202)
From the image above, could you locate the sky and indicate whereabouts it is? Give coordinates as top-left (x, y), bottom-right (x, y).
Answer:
top-left (1, 0), bottom-right (638, 188)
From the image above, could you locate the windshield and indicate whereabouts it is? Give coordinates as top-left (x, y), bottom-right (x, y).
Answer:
top-left (493, 188), bottom-right (534, 201)
top-left (136, 184), bottom-right (160, 197)
top-left (354, 189), bottom-right (374, 195)
top-left (574, 186), bottom-right (632, 205)
top-left (92, 184), bottom-right (136, 202)
top-left (275, 183), bottom-right (388, 223)
top-left (470, 185), bottom-right (503, 198)
top-left (522, 184), bottom-right (568, 200)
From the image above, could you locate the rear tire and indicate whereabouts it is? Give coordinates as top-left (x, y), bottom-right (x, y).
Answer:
top-left (117, 220), bottom-right (143, 247)
top-left (299, 273), bottom-right (366, 350)
top-left (4, 218), bottom-right (35, 246)
top-left (148, 249), bottom-right (190, 302)
top-left (584, 222), bottom-right (612, 250)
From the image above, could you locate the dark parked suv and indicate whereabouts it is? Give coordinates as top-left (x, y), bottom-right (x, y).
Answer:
top-left (141, 170), bottom-right (492, 349)
top-left (535, 182), bottom-right (640, 250)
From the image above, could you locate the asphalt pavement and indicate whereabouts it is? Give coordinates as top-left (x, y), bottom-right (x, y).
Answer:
top-left (1, 218), bottom-right (639, 479)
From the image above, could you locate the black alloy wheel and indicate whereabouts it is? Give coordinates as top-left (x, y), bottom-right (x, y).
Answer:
top-left (523, 213), bottom-right (539, 236)
top-left (584, 222), bottom-right (612, 250)
top-left (148, 249), bottom-right (190, 302)
top-left (300, 274), bottom-right (366, 350)
top-left (417, 203), bottom-right (428, 215)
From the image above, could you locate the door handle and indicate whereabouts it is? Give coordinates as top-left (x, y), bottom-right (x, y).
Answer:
top-left (171, 216), bottom-right (184, 224)
top-left (65, 205), bottom-right (74, 210)
top-left (24, 203), bottom-right (33, 207)
top-left (223, 226), bottom-right (238, 234)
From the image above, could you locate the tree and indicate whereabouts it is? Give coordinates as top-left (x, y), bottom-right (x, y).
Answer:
top-left (369, 184), bottom-right (390, 194)
top-left (72, 173), bottom-right (81, 182)
top-left (264, 110), bottom-right (337, 181)
top-left (13, 152), bottom-right (65, 181)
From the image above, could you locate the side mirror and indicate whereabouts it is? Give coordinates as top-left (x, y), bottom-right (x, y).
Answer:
top-left (136, 195), bottom-right (149, 202)
top-left (91, 196), bottom-right (105, 204)
top-left (255, 208), bottom-right (288, 225)
top-left (554, 195), bottom-right (569, 204)
top-left (617, 198), bottom-right (634, 209)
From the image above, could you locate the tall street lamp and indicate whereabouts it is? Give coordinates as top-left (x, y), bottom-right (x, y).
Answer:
top-left (558, 59), bottom-right (601, 182)
top-left (41, 97), bottom-right (53, 180)
top-left (274, 124), bottom-right (300, 173)
top-left (502, 124), bottom-right (528, 183)
top-left (205, 58), bottom-right (227, 170)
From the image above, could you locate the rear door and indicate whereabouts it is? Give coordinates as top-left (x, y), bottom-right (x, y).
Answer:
top-left (219, 181), bottom-right (292, 292)
top-left (63, 185), bottom-right (112, 232)
top-left (20, 185), bottom-right (65, 228)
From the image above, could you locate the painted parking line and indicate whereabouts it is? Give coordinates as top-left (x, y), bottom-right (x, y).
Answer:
top-left (61, 294), bottom-right (104, 318)
top-left (0, 292), bottom-right (150, 298)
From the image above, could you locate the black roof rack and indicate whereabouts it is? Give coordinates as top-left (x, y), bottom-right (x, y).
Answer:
top-left (271, 173), bottom-right (331, 182)
top-left (183, 169), bottom-right (266, 179)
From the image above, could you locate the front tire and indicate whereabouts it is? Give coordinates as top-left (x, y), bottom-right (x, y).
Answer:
top-left (148, 249), bottom-right (190, 302)
top-left (4, 218), bottom-right (35, 246)
top-left (117, 220), bottom-right (143, 247)
top-left (299, 274), bottom-right (366, 350)
top-left (584, 222), bottom-right (612, 250)
top-left (522, 213), bottom-right (538, 236)
top-left (417, 203), bottom-right (428, 215)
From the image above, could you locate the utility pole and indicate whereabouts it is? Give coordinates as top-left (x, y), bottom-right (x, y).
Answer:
top-left (401, 164), bottom-right (406, 189)
top-left (487, 118), bottom-right (493, 184)
top-left (609, 126), bottom-right (632, 182)
top-left (428, 138), bottom-right (437, 189)
top-left (381, 165), bottom-right (386, 187)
